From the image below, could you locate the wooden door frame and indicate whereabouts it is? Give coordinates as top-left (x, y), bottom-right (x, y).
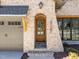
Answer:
top-left (35, 13), bottom-right (46, 42)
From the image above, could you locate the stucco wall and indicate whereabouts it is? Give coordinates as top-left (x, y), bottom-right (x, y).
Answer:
top-left (24, 0), bottom-right (63, 52)
top-left (0, 0), bottom-right (64, 52)
top-left (57, 0), bottom-right (79, 16)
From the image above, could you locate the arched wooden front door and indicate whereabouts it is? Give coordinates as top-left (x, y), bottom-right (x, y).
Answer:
top-left (35, 14), bottom-right (46, 42)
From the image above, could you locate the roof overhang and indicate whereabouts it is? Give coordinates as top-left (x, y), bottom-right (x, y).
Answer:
top-left (54, 0), bottom-right (67, 9)
top-left (0, 6), bottom-right (29, 15)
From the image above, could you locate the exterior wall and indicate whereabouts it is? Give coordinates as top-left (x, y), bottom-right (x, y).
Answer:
top-left (24, 0), bottom-right (63, 52)
top-left (1, 0), bottom-right (66, 8)
top-left (0, 16), bottom-right (23, 51)
top-left (57, 0), bottom-right (79, 16)
top-left (0, 0), bottom-right (64, 52)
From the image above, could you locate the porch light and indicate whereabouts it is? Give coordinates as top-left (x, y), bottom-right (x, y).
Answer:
top-left (39, 2), bottom-right (43, 9)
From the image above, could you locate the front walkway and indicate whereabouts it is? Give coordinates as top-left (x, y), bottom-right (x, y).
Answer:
top-left (0, 51), bottom-right (55, 59)
top-left (0, 51), bottom-right (23, 59)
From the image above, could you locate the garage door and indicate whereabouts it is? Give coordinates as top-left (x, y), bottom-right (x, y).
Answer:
top-left (0, 16), bottom-right (23, 51)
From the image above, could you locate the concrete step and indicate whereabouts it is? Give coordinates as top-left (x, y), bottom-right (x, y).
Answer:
top-left (27, 51), bottom-right (55, 59)
top-left (28, 55), bottom-right (55, 59)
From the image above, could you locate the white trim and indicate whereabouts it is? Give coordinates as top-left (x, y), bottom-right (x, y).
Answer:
top-left (0, 14), bottom-right (26, 16)
top-left (1, 4), bottom-right (29, 6)
top-left (63, 41), bottom-right (79, 45)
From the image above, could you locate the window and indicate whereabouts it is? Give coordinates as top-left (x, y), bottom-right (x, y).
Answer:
top-left (37, 19), bottom-right (44, 35)
top-left (57, 17), bottom-right (79, 40)
top-left (8, 21), bottom-right (21, 25)
top-left (0, 21), bottom-right (4, 25)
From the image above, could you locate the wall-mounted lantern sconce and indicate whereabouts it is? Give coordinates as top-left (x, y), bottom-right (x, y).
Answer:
top-left (39, 2), bottom-right (43, 9)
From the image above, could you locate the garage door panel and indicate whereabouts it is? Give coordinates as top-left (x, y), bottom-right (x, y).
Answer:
top-left (0, 27), bottom-right (23, 50)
